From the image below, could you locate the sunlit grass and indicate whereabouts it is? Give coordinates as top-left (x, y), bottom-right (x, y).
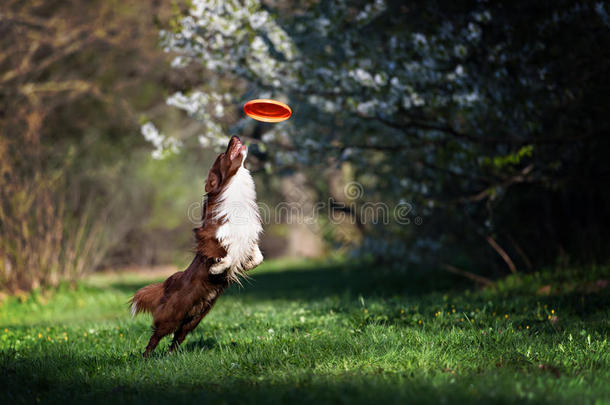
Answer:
top-left (1, 260), bottom-right (609, 404)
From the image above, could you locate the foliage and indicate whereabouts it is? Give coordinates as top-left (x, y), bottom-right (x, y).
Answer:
top-left (155, 0), bottom-right (610, 272)
top-left (0, 0), bottom-right (200, 291)
top-left (1, 259), bottom-right (609, 403)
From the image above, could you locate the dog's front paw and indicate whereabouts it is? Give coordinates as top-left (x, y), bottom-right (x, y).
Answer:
top-left (243, 245), bottom-right (263, 271)
top-left (209, 256), bottom-right (232, 275)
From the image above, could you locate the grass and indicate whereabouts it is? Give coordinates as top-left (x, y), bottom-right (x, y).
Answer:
top-left (1, 259), bottom-right (609, 404)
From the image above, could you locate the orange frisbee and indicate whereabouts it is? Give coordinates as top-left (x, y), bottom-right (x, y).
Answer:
top-left (244, 99), bottom-right (292, 122)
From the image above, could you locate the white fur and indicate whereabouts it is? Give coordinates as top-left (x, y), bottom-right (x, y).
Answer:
top-left (130, 302), bottom-right (137, 318)
top-left (209, 149), bottom-right (263, 281)
top-left (249, 244), bottom-right (264, 268)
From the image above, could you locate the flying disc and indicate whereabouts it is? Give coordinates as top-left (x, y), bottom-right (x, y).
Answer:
top-left (243, 99), bottom-right (292, 123)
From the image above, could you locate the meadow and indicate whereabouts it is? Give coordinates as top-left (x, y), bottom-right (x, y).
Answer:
top-left (1, 259), bottom-right (608, 404)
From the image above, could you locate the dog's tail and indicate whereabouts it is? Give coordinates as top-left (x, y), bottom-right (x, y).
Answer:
top-left (130, 282), bottom-right (163, 317)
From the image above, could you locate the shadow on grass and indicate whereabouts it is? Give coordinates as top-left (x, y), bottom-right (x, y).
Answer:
top-left (182, 337), bottom-right (218, 352)
top-left (0, 347), bottom-right (577, 405)
top-left (99, 261), bottom-right (610, 338)
top-left (104, 262), bottom-right (609, 322)
top-left (106, 261), bottom-right (463, 301)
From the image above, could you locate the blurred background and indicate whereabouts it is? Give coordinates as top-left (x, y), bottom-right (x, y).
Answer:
top-left (1, 0), bottom-right (609, 293)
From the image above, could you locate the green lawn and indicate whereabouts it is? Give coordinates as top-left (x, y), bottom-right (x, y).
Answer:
top-left (1, 259), bottom-right (609, 404)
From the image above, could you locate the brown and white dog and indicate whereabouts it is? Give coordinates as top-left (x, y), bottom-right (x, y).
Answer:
top-left (131, 136), bottom-right (263, 357)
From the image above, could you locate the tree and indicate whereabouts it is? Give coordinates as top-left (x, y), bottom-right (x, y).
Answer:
top-left (0, 0), bottom-right (180, 291)
top-left (152, 0), bottom-right (610, 273)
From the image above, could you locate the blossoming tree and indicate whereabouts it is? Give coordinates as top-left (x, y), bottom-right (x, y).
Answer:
top-left (148, 0), bottom-right (610, 271)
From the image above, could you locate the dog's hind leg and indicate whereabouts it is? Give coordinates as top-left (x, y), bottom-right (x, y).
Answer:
top-left (143, 326), bottom-right (172, 358)
top-left (168, 322), bottom-right (186, 353)
top-left (169, 311), bottom-right (208, 353)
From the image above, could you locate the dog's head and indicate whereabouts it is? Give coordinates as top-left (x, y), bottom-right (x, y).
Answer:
top-left (204, 136), bottom-right (247, 194)
top-left (197, 135), bottom-right (263, 281)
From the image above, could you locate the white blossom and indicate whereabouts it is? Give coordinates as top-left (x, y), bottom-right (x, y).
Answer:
top-left (249, 10), bottom-right (268, 29)
top-left (141, 122), bottom-right (182, 159)
top-left (357, 100), bottom-right (376, 116)
top-left (413, 33), bottom-right (428, 47)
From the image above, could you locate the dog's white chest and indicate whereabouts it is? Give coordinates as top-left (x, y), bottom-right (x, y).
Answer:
top-left (214, 166), bottom-right (262, 272)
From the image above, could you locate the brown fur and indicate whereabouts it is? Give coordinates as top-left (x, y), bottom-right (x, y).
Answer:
top-left (131, 136), bottom-right (256, 357)
top-left (131, 283), bottom-right (163, 315)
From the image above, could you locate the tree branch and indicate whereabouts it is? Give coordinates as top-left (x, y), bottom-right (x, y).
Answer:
top-left (441, 263), bottom-right (493, 286)
top-left (485, 235), bottom-right (518, 274)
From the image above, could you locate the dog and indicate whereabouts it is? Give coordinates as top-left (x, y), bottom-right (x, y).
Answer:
top-left (131, 136), bottom-right (263, 357)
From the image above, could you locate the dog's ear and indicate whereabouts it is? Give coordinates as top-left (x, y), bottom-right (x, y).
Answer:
top-left (205, 171), bottom-right (219, 193)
